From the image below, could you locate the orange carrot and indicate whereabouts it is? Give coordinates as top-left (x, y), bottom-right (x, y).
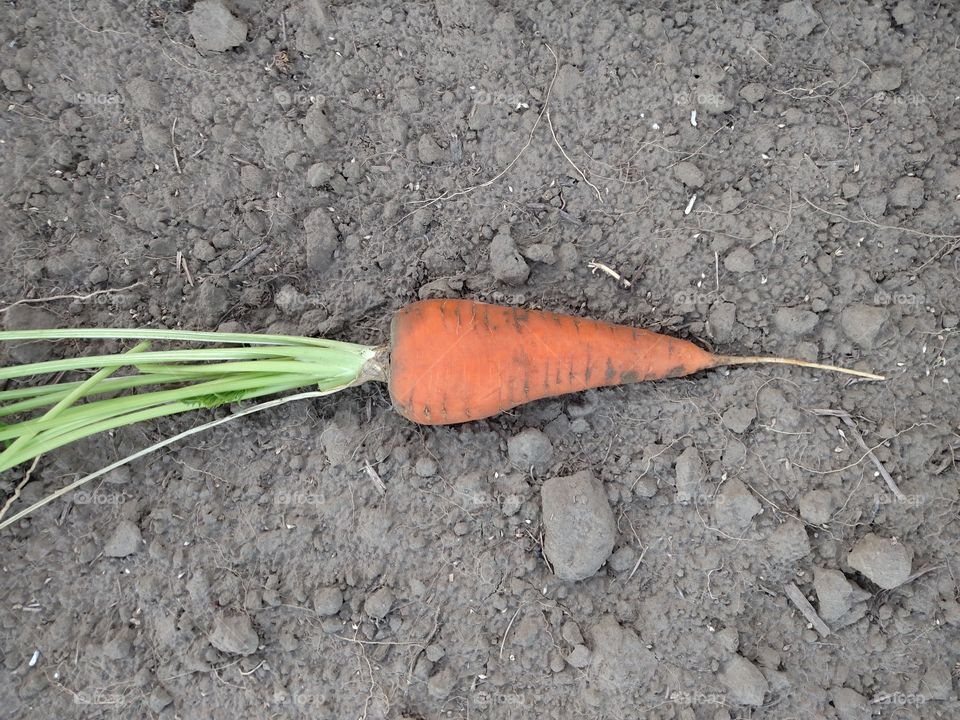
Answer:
top-left (388, 299), bottom-right (882, 425)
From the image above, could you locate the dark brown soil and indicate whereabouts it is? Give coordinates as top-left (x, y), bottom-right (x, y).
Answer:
top-left (1, 2), bottom-right (958, 718)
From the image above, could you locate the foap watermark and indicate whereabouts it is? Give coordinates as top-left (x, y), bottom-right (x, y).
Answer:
top-left (674, 90), bottom-right (726, 107)
top-left (76, 92), bottom-right (121, 106)
top-left (287, 691), bottom-right (328, 706)
top-left (472, 89), bottom-right (528, 108)
top-left (871, 691), bottom-right (926, 706)
top-left (674, 290), bottom-right (719, 306)
top-left (874, 493), bottom-right (925, 508)
top-left (74, 689), bottom-right (126, 705)
top-left (678, 492), bottom-right (727, 507)
top-left (274, 89), bottom-right (325, 107)
top-left (279, 294), bottom-right (328, 311)
top-left (73, 490), bottom-right (129, 506)
top-left (873, 290), bottom-right (922, 307)
top-left (664, 688), bottom-right (727, 706)
top-left (472, 690), bottom-right (527, 709)
top-left (870, 91), bottom-right (931, 108)
top-left (274, 491), bottom-right (328, 507)
top-left (79, 293), bottom-right (124, 307)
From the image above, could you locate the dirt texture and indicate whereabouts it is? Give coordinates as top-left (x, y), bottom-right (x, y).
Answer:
top-left (1, 1), bottom-right (959, 719)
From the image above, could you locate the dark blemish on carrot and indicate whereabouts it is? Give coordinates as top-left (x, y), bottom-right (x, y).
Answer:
top-left (573, 318), bottom-right (581, 334)
top-left (620, 370), bottom-right (640, 384)
top-left (665, 365), bottom-right (687, 378)
top-left (422, 405), bottom-right (431, 419)
top-left (605, 358), bottom-right (616, 383)
top-left (438, 301), bottom-right (447, 331)
top-left (631, 327), bottom-right (638, 341)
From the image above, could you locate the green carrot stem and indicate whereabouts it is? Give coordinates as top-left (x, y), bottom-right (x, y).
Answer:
top-left (0, 375), bottom-right (350, 473)
top-left (0, 342), bottom-right (151, 470)
top-left (0, 327), bottom-right (367, 351)
top-left (0, 346), bottom-right (361, 382)
top-left (0, 372), bottom-right (323, 442)
top-left (0, 373), bottom-right (187, 417)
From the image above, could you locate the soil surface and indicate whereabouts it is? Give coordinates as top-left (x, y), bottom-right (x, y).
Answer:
top-left (2, 2), bottom-right (959, 719)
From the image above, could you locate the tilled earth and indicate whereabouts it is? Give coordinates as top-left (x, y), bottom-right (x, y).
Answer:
top-left (1, 1), bottom-right (959, 718)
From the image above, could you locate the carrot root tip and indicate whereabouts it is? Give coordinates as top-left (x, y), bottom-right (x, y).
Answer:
top-left (711, 355), bottom-right (884, 381)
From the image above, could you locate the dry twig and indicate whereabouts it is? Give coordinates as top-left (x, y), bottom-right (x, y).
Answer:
top-left (587, 260), bottom-right (631, 288)
top-left (546, 109), bottom-right (603, 202)
top-left (171, 117), bottom-right (182, 174)
top-left (811, 409), bottom-right (906, 501)
top-left (0, 282), bottom-right (144, 313)
top-left (784, 582), bottom-right (831, 637)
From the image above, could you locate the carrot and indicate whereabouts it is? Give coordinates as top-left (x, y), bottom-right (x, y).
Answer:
top-left (0, 299), bottom-right (883, 527)
top-left (388, 298), bottom-right (883, 425)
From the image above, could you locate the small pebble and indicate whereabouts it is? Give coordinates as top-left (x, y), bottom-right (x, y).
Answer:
top-left (507, 428), bottom-right (553, 471)
top-left (814, 567), bottom-right (870, 622)
top-left (188, 0), bottom-right (248, 52)
top-left (840, 304), bottom-right (890, 349)
top-left (489, 232), bottom-right (529, 286)
top-left (868, 67), bottom-right (903, 92)
top-left (674, 161), bottom-right (705, 189)
top-left (724, 247), bottom-right (755, 273)
top-left (712, 479), bottom-right (762, 534)
top-left (104, 520), bottom-right (142, 558)
top-left (722, 406), bottom-right (756, 434)
top-left (847, 533), bottom-right (912, 589)
top-left (777, 0), bottom-right (820, 37)
top-left (773, 307), bottom-right (819, 336)
top-left (798, 489), bottom-right (835, 525)
top-left (415, 456), bottom-right (437, 477)
top-left (542, 471), bottom-right (616, 581)
top-left (566, 644), bottom-right (592, 668)
top-left (888, 176), bottom-right (924, 209)
top-left (718, 654), bottom-right (769, 706)
top-left (364, 587), bottom-right (394, 619)
top-left (313, 586), bottom-right (343, 616)
top-left (1, 68), bottom-right (24, 91)
top-left (209, 613), bottom-right (259, 655)
top-left (766, 519), bottom-right (811, 563)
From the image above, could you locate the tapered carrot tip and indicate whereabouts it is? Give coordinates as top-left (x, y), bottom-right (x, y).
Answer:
top-left (709, 354), bottom-right (885, 381)
top-left (388, 299), bottom-right (883, 425)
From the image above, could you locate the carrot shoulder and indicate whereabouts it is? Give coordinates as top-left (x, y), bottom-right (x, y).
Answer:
top-left (388, 298), bottom-right (714, 425)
